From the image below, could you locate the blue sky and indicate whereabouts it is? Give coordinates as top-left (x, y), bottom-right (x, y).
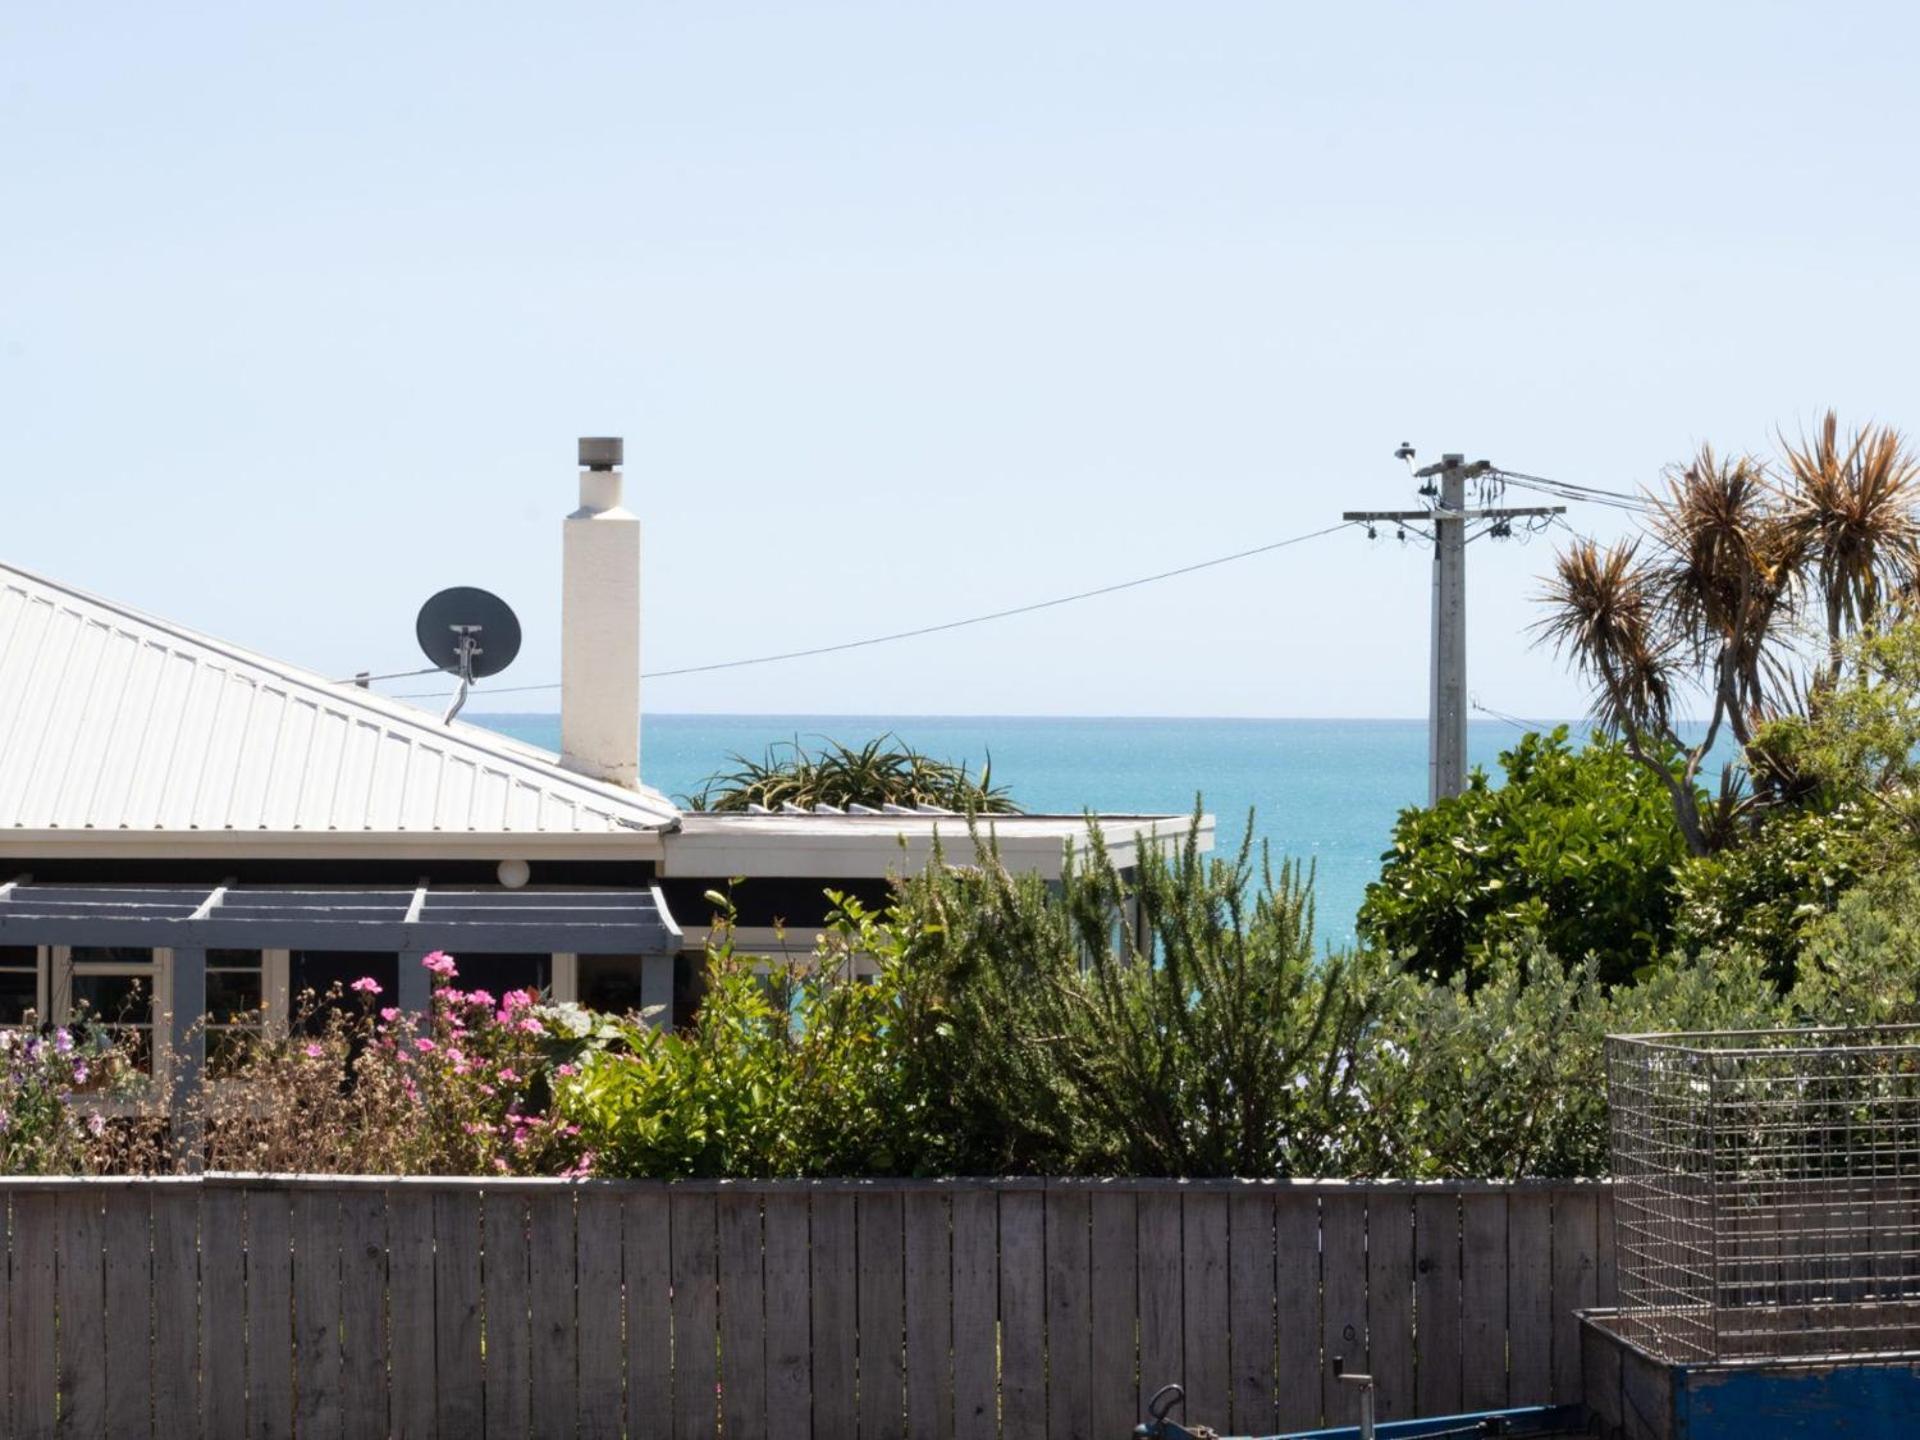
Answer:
top-left (4, 2), bottom-right (1915, 717)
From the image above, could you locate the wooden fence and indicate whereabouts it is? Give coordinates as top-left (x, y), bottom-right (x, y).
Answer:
top-left (0, 1176), bottom-right (1613, 1440)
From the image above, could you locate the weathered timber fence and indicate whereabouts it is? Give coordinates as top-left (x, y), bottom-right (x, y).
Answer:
top-left (0, 1176), bottom-right (1612, 1440)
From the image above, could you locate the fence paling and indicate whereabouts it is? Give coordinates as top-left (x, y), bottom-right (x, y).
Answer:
top-left (0, 1176), bottom-right (1612, 1440)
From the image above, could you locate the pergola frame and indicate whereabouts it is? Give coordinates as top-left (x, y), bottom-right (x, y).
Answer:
top-left (0, 876), bottom-right (681, 1111)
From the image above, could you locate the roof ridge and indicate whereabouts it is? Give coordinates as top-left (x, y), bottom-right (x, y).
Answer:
top-left (0, 556), bottom-right (680, 832)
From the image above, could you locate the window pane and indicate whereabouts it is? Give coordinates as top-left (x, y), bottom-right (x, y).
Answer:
top-left (451, 952), bottom-right (551, 999)
top-left (579, 956), bottom-right (646, 1016)
top-left (0, 945), bottom-right (36, 968)
top-left (208, 948), bottom-right (263, 970)
top-left (208, 970), bottom-right (263, 1024)
top-left (0, 970), bottom-right (36, 1024)
top-left (70, 946), bottom-right (154, 965)
top-left (288, 952), bottom-right (397, 1034)
top-left (208, 1027), bottom-right (263, 1076)
top-left (72, 972), bottom-right (153, 1024)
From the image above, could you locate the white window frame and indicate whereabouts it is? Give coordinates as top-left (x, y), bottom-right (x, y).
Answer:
top-left (52, 944), bottom-right (173, 1105)
top-left (0, 942), bottom-right (48, 1024)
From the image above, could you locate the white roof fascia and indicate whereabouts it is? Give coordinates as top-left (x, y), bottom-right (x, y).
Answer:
top-left (659, 813), bottom-right (1214, 881)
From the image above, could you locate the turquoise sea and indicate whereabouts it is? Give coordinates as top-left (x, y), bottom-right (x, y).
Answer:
top-left (474, 713), bottom-right (1578, 944)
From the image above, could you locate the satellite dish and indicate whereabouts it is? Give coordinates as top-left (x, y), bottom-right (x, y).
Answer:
top-left (415, 587), bottom-right (521, 723)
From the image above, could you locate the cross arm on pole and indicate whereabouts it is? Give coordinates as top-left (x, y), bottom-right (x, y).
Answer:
top-left (1343, 506), bottom-right (1564, 523)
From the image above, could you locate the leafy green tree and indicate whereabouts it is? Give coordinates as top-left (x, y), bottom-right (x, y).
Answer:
top-left (683, 734), bottom-right (1016, 814)
top-left (1358, 728), bottom-right (1690, 986)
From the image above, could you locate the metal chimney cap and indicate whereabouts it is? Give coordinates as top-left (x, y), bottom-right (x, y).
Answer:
top-left (578, 437), bottom-right (623, 470)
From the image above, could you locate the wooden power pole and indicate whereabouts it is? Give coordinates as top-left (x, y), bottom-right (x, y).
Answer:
top-left (1345, 453), bottom-right (1563, 806)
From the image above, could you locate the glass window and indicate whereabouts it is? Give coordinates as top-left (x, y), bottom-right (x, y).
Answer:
top-left (578, 955), bottom-right (646, 1016)
top-left (66, 946), bottom-right (160, 1075)
top-left (0, 945), bottom-right (39, 1025)
top-left (451, 952), bottom-right (551, 1000)
top-left (206, 949), bottom-right (266, 1075)
top-left (289, 951), bottom-right (398, 1033)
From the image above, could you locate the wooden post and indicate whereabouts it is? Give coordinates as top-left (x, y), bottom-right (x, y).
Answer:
top-left (398, 949), bottom-right (432, 1014)
top-left (170, 945), bottom-right (207, 1160)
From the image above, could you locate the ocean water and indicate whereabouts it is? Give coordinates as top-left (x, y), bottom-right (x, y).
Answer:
top-left (474, 713), bottom-right (1576, 945)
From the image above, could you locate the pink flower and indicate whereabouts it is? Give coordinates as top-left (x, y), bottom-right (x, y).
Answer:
top-left (501, 988), bottom-right (534, 1013)
top-left (379, 1007), bottom-right (401, 1023)
top-left (85, 1113), bottom-right (107, 1138)
top-left (556, 1063), bottom-right (576, 1077)
top-left (465, 989), bottom-right (496, 1010)
top-left (497, 1067), bottom-right (521, 1085)
top-left (304, 1043), bottom-right (325, 1059)
top-left (422, 952), bottom-right (458, 979)
top-left (350, 977), bottom-right (382, 996)
top-left (414, 1037), bottom-right (437, 1054)
top-left (516, 1017), bottom-right (543, 1035)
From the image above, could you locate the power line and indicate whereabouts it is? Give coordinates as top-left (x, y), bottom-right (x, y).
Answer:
top-left (385, 520), bottom-right (1354, 699)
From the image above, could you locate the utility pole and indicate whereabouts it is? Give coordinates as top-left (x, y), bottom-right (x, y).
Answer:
top-left (1345, 452), bottom-right (1564, 806)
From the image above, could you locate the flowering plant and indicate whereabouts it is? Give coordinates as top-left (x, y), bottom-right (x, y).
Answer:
top-left (0, 1019), bottom-right (144, 1175)
top-left (199, 952), bottom-right (608, 1176)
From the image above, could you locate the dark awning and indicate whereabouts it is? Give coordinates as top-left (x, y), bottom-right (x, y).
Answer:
top-left (0, 880), bottom-right (681, 955)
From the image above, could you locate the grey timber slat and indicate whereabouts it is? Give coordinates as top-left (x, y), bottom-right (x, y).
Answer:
top-left (292, 1190), bottom-right (343, 1440)
top-left (56, 1186), bottom-right (106, 1439)
top-left (718, 1192), bottom-right (767, 1440)
top-left (1044, 1188), bottom-right (1092, 1440)
top-left (1317, 1193), bottom-right (1367, 1432)
top-left (1420, 1198), bottom-right (1459, 1420)
top-left (1272, 1192), bottom-right (1320, 1435)
top-left (386, 1188), bottom-right (437, 1440)
top-left (809, 1192), bottom-right (858, 1440)
top-left (761, 1192), bottom-right (814, 1440)
top-left (246, 1188), bottom-right (294, 1440)
top-left (1367, 1195), bottom-right (1415, 1421)
top-left (1506, 1191), bottom-right (1552, 1404)
top-left (433, 1190), bottom-right (484, 1439)
top-left (12, 1193), bottom-right (59, 1440)
top-left (997, 1190), bottom-right (1045, 1440)
top-left (528, 1190), bottom-right (579, 1435)
top-left (902, 1191), bottom-right (953, 1440)
top-left (575, 1189), bottom-right (625, 1440)
top-left (484, 1189), bottom-right (533, 1440)
top-left (1087, 1190), bottom-right (1139, 1440)
top-left (337, 1188), bottom-right (390, 1440)
top-left (1457, 1193), bottom-right (1507, 1411)
top-left (1550, 1188), bottom-right (1598, 1405)
top-left (623, 1191), bottom-right (672, 1440)
top-left (103, 1187), bottom-right (154, 1438)
top-left (668, 1191), bottom-right (718, 1440)
top-left (151, 1188), bottom-right (201, 1439)
top-left (1180, 1191), bottom-right (1229, 1430)
top-left (857, 1190), bottom-right (906, 1440)
top-left (202, 1188), bottom-right (248, 1440)
top-left (1135, 1192), bottom-right (1182, 1430)
top-left (1595, 1187), bottom-right (1619, 1309)
top-left (948, 1189), bottom-right (998, 1440)
top-left (1226, 1189), bottom-right (1275, 1437)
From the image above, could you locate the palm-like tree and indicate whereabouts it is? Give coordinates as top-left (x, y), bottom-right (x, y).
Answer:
top-left (1779, 412), bottom-right (1920, 676)
top-left (1536, 413), bottom-right (1920, 855)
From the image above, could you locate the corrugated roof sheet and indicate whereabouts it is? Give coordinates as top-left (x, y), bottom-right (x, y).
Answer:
top-left (0, 559), bottom-right (679, 836)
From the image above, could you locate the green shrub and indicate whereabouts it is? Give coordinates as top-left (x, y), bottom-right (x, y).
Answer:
top-left (562, 897), bottom-right (918, 1178)
top-left (1671, 803), bottom-right (1873, 986)
top-left (1358, 728), bottom-right (1690, 986)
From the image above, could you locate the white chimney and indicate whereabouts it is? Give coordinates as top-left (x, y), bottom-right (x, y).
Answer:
top-left (561, 436), bottom-right (641, 788)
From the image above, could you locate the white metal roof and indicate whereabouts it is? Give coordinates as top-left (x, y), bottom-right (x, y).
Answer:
top-left (0, 559), bottom-right (680, 841)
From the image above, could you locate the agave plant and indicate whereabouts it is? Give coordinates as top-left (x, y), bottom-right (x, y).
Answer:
top-left (1536, 413), bottom-right (1920, 855)
top-left (682, 734), bottom-right (1018, 814)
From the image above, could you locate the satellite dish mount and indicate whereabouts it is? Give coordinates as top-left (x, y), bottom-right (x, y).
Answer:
top-left (415, 587), bottom-right (523, 724)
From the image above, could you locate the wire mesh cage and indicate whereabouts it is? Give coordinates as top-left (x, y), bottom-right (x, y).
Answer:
top-left (1608, 1026), bottom-right (1920, 1364)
